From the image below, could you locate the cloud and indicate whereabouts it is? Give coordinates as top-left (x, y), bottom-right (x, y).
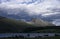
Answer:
top-left (0, 0), bottom-right (60, 16)
top-left (0, 0), bottom-right (38, 4)
top-left (52, 19), bottom-right (60, 26)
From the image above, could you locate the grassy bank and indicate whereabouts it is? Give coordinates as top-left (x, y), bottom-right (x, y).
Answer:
top-left (0, 36), bottom-right (60, 39)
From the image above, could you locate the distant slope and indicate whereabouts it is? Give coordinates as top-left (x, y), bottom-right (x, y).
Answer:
top-left (0, 16), bottom-right (36, 33)
top-left (27, 18), bottom-right (55, 26)
top-left (0, 16), bottom-right (56, 33)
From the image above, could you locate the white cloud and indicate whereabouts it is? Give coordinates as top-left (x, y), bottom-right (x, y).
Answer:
top-left (52, 19), bottom-right (60, 26)
top-left (0, 0), bottom-right (60, 15)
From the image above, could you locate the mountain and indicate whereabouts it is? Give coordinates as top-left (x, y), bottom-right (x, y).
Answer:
top-left (0, 11), bottom-right (58, 26)
top-left (26, 18), bottom-right (55, 26)
top-left (0, 16), bottom-right (55, 33)
top-left (0, 16), bottom-right (36, 33)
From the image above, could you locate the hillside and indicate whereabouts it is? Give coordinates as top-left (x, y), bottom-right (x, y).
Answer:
top-left (27, 18), bottom-right (55, 26)
top-left (0, 16), bottom-right (56, 33)
top-left (0, 16), bottom-right (36, 33)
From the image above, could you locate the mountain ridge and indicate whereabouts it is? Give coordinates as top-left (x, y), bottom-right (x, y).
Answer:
top-left (0, 16), bottom-right (55, 33)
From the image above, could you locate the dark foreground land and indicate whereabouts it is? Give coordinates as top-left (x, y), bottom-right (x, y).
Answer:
top-left (0, 16), bottom-right (58, 33)
top-left (0, 36), bottom-right (60, 39)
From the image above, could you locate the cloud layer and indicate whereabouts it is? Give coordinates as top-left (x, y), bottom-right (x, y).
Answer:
top-left (0, 0), bottom-right (60, 16)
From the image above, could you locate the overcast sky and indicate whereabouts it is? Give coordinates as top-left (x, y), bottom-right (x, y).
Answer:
top-left (0, 0), bottom-right (60, 16)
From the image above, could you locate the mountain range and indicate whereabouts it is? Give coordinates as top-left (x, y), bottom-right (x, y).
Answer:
top-left (0, 16), bottom-right (55, 33)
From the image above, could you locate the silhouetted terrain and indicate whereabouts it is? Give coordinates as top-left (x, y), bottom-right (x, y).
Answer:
top-left (0, 16), bottom-right (59, 33)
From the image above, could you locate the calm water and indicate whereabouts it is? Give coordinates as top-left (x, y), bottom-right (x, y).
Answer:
top-left (0, 33), bottom-right (60, 38)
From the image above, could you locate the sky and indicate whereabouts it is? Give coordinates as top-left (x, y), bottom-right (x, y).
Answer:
top-left (0, 0), bottom-right (60, 15)
top-left (0, 0), bottom-right (60, 25)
